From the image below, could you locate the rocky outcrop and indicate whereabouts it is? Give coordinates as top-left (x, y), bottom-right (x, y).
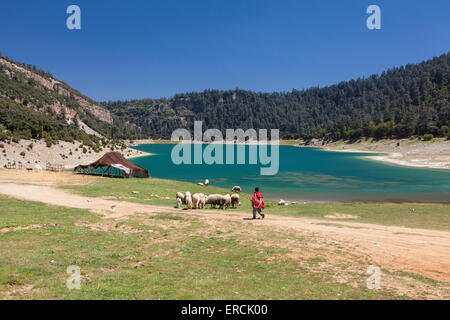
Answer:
top-left (300, 138), bottom-right (326, 146)
top-left (0, 58), bottom-right (113, 133)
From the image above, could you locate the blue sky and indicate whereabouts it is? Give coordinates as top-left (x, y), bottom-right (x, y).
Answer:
top-left (1, 0), bottom-right (449, 101)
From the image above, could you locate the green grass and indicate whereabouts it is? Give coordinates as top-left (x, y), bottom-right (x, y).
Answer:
top-left (67, 176), bottom-right (449, 231)
top-left (0, 195), bottom-right (404, 299)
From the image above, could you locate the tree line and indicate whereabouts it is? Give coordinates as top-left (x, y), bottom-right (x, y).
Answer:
top-left (103, 53), bottom-right (450, 141)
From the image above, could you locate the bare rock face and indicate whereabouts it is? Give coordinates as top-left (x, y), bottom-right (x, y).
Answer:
top-left (301, 138), bottom-right (326, 146)
top-left (0, 58), bottom-right (113, 135)
top-left (72, 94), bottom-right (112, 124)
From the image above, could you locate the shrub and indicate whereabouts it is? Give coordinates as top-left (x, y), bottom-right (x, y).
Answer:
top-left (422, 134), bottom-right (433, 141)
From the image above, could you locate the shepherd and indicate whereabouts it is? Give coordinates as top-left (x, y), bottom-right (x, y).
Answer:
top-left (251, 187), bottom-right (265, 220)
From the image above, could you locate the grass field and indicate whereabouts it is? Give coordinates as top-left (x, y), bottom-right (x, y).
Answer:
top-left (0, 195), bottom-right (402, 299)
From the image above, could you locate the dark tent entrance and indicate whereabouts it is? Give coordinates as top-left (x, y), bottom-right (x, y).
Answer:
top-left (74, 152), bottom-right (149, 178)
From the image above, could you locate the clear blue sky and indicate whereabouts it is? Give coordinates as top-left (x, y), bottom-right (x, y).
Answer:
top-left (1, 0), bottom-right (449, 101)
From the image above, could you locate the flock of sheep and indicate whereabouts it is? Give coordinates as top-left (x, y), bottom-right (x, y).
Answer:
top-left (175, 185), bottom-right (242, 210)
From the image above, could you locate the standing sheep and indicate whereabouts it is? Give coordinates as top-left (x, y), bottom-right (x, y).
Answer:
top-left (176, 198), bottom-right (182, 208)
top-left (185, 192), bottom-right (192, 209)
top-left (192, 193), bottom-right (205, 209)
top-left (223, 194), bottom-right (232, 209)
top-left (231, 186), bottom-right (242, 193)
top-left (205, 194), bottom-right (225, 209)
top-left (199, 194), bottom-right (207, 209)
top-left (176, 192), bottom-right (185, 204)
top-left (231, 194), bottom-right (240, 208)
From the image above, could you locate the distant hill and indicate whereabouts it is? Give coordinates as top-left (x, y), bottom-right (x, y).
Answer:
top-left (0, 55), bottom-right (142, 146)
top-left (103, 52), bottom-right (450, 140)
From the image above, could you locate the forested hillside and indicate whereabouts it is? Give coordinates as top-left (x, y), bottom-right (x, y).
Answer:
top-left (104, 53), bottom-right (450, 140)
top-left (0, 54), bottom-right (143, 146)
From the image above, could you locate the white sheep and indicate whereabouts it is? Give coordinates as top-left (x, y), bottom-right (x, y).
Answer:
top-left (176, 198), bottom-right (182, 209)
top-left (205, 194), bottom-right (225, 209)
top-left (231, 186), bottom-right (242, 193)
top-left (176, 192), bottom-right (185, 204)
top-left (185, 192), bottom-right (192, 209)
top-left (223, 194), bottom-right (231, 209)
top-left (231, 194), bottom-right (240, 208)
top-left (200, 194), bottom-right (207, 209)
top-left (192, 193), bottom-right (205, 209)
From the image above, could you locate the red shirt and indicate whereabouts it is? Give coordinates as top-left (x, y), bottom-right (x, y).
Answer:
top-left (251, 192), bottom-right (265, 209)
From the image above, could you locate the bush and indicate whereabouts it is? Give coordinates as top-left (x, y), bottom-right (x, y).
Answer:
top-left (422, 134), bottom-right (433, 141)
top-left (20, 151), bottom-right (26, 157)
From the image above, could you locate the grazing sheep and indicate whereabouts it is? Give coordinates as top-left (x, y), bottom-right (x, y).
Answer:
top-left (199, 194), bottom-right (207, 209)
top-left (223, 194), bottom-right (232, 209)
top-left (205, 194), bottom-right (226, 209)
top-left (185, 192), bottom-right (192, 209)
top-left (176, 192), bottom-right (185, 204)
top-left (231, 194), bottom-right (240, 208)
top-left (197, 182), bottom-right (204, 186)
top-left (176, 198), bottom-right (182, 208)
top-left (231, 186), bottom-right (242, 193)
top-left (192, 193), bottom-right (205, 209)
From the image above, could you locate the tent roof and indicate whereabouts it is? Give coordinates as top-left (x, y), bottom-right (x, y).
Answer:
top-left (75, 152), bottom-right (148, 175)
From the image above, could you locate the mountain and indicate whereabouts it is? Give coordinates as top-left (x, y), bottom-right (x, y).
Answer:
top-left (103, 53), bottom-right (450, 140)
top-left (0, 55), bottom-right (142, 146)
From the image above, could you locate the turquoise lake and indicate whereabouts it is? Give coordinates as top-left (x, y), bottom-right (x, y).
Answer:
top-left (130, 144), bottom-right (450, 203)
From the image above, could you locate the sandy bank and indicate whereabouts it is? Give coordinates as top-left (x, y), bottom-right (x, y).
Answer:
top-left (321, 138), bottom-right (450, 170)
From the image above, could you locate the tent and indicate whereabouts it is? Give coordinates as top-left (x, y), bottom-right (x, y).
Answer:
top-left (74, 152), bottom-right (149, 178)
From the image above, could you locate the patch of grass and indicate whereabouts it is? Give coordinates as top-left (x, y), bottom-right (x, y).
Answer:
top-left (149, 214), bottom-right (184, 221)
top-left (274, 202), bottom-right (450, 231)
top-left (307, 257), bottom-right (327, 265)
top-left (382, 269), bottom-right (440, 287)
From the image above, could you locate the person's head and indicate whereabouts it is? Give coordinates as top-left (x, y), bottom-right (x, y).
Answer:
top-left (254, 187), bottom-right (259, 192)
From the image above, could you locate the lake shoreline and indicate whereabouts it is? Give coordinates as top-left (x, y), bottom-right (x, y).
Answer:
top-left (318, 138), bottom-right (449, 170)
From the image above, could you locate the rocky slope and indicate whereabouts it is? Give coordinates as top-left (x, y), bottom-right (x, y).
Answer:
top-left (0, 57), bottom-right (112, 137)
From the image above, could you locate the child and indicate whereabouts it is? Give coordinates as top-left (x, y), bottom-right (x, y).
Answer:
top-left (251, 187), bottom-right (265, 219)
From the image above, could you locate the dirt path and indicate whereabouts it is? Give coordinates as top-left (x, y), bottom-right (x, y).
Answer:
top-left (0, 182), bottom-right (449, 284)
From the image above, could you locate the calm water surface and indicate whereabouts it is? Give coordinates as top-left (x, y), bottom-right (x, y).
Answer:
top-left (130, 144), bottom-right (450, 203)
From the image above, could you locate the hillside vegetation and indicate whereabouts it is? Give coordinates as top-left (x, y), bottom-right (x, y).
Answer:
top-left (104, 53), bottom-right (450, 140)
top-left (0, 54), bottom-right (143, 146)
